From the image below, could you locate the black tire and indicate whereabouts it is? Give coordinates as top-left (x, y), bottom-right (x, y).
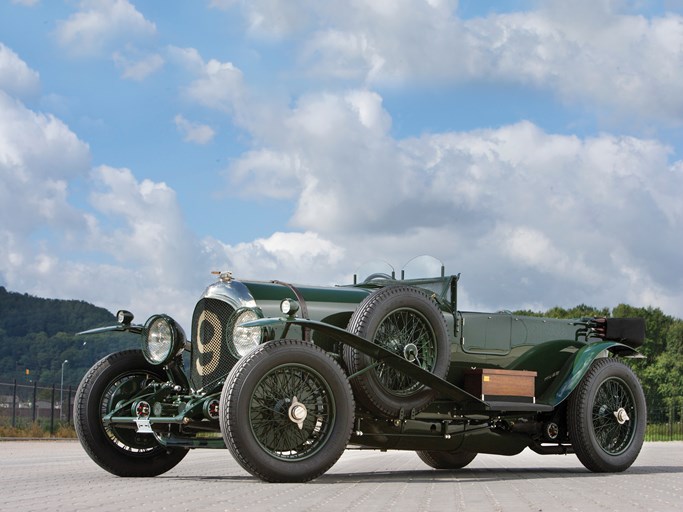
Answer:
top-left (343, 286), bottom-right (450, 418)
top-left (220, 339), bottom-right (355, 482)
top-left (416, 450), bottom-right (477, 469)
top-left (568, 358), bottom-right (646, 472)
top-left (74, 350), bottom-right (188, 477)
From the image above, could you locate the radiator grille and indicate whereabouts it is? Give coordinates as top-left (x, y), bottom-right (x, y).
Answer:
top-left (190, 298), bottom-right (239, 390)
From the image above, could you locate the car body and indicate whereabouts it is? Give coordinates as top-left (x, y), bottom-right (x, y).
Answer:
top-left (75, 257), bottom-right (647, 482)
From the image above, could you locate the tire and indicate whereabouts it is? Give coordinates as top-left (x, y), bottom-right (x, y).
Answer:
top-left (568, 358), bottom-right (646, 472)
top-left (416, 450), bottom-right (477, 469)
top-left (343, 286), bottom-right (450, 418)
top-left (74, 350), bottom-right (188, 477)
top-left (220, 339), bottom-right (355, 482)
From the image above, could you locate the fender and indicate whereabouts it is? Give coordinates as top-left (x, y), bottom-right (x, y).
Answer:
top-left (78, 324), bottom-right (143, 335)
top-left (245, 316), bottom-right (488, 410)
top-left (538, 341), bottom-right (642, 406)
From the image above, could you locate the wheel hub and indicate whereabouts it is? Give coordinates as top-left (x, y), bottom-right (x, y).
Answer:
top-left (614, 407), bottom-right (630, 425)
top-left (403, 343), bottom-right (418, 362)
top-left (288, 396), bottom-right (307, 430)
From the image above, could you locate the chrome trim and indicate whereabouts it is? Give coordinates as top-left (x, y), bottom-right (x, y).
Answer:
top-left (201, 279), bottom-right (257, 309)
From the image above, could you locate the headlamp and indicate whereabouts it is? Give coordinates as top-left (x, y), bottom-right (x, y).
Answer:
top-left (142, 315), bottom-right (184, 365)
top-left (231, 308), bottom-right (264, 357)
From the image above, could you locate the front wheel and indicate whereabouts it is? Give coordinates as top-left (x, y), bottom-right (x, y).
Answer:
top-left (220, 339), bottom-right (355, 482)
top-left (568, 358), bottom-right (646, 472)
top-left (74, 350), bottom-right (188, 477)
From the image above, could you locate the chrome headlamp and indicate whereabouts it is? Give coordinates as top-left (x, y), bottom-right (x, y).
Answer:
top-left (142, 315), bottom-right (185, 365)
top-left (230, 308), bottom-right (264, 357)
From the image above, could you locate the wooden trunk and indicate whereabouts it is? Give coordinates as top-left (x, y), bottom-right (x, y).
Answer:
top-left (465, 368), bottom-right (537, 403)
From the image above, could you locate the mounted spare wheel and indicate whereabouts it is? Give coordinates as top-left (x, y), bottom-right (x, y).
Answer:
top-left (343, 286), bottom-right (450, 418)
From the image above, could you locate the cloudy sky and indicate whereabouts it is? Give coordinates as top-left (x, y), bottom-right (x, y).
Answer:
top-left (1, 0), bottom-right (682, 328)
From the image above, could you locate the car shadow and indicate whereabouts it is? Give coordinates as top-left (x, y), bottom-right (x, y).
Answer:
top-left (314, 465), bottom-right (683, 484)
top-left (160, 465), bottom-right (683, 484)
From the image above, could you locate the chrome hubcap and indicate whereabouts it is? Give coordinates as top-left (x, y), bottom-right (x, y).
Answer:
top-left (614, 407), bottom-right (630, 425)
top-left (288, 396), bottom-right (307, 430)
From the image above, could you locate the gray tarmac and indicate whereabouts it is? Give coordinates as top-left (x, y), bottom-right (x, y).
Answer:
top-left (0, 440), bottom-right (681, 512)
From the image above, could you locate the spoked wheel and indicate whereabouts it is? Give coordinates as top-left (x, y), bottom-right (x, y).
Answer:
top-left (416, 450), bottom-right (477, 470)
top-left (568, 358), bottom-right (646, 472)
top-left (343, 286), bottom-right (450, 418)
top-left (220, 339), bottom-right (355, 482)
top-left (74, 350), bottom-right (188, 477)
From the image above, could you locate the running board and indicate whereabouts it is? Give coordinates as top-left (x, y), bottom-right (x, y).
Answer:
top-left (485, 401), bottom-right (554, 413)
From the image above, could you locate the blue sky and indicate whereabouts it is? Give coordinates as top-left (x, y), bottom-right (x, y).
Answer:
top-left (1, 0), bottom-right (682, 327)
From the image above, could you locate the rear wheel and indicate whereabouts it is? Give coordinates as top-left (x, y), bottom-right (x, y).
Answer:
top-left (74, 350), bottom-right (188, 477)
top-left (416, 450), bottom-right (477, 469)
top-left (343, 286), bottom-right (450, 418)
top-left (568, 358), bottom-right (646, 472)
top-left (220, 339), bottom-right (355, 482)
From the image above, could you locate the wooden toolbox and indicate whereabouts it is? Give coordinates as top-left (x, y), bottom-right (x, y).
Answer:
top-left (465, 368), bottom-right (537, 403)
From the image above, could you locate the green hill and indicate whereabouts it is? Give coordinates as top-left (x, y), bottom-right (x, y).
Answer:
top-left (0, 287), bottom-right (137, 387)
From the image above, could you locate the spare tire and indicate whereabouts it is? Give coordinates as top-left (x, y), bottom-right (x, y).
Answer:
top-left (343, 286), bottom-right (450, 418)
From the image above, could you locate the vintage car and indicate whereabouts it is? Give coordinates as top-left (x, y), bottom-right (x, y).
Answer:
top-left (75, 257), bottom-right (647, 482)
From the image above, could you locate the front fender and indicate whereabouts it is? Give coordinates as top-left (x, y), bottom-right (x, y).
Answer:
top-left (77, 324), bottom-right (143, 335)
top-left (244, 317), bottom-right (487, 410)
top-left (538, 341), bottom-right (642, 406)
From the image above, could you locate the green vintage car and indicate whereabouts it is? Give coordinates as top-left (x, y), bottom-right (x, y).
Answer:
top-left (75, 257), bottom-right (647, 482)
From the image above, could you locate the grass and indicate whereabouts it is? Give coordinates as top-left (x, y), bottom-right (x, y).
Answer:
top-left (0, 421), bottom-right (77, 439)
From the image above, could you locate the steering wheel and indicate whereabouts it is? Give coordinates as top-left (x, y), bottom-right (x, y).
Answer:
top-left (362, 272), bottom-right (393, 283)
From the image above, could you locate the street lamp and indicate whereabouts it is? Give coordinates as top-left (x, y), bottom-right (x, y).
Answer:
top-left (60, 359), bottom-right (69, 421)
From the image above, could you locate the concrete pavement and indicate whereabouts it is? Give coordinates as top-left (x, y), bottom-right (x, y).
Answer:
top-left (1, 440), bottom-right (681, 511)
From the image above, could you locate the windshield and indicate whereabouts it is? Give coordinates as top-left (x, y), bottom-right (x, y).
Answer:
top-left (353, 259), bottom-right (396, 284)
top-left (401, 255), bottom-right (444, 279)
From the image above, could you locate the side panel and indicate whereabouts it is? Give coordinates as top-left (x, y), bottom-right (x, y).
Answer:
top-left (461, 313), bottom-right (512, 354)
top-left (453, 312), bottom-right (585, 398)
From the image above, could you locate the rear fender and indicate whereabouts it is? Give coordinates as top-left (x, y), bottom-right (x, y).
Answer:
top-left (538, 341), bottom-right (642, 406)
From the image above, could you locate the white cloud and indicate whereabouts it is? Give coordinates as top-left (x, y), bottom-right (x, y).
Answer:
top-left (185, 59), bottom-right (246, 113)
top-left (170, 47), bottom-right (288, 139)
top-left (169, 47), bottom-right (247, 116)
top-left (173, 114), bottom-right (215, 144)
top-left (0, 43), bottom-right (40, 97)
top-left (223, 86), bottom-right (683, 315)
top-left (219, 0), bottom-right (683, 123)
top-left (0, 91), bottom-right (90, 235)
top-left (3, 1), bottom-right (683, 325)
top-left (87, 166), bottom-right (197, 279)
top-left (113, 51), bottom-right (164, 80)
top-left (0, 88), bottom-right (100, 310)
top-left (213, 0), bottom-right (321, 38)
top-left (0, 83), bottom-right (206, 323)
top-left (203, 231), bottom-right (347, 285)
top-left (55, 0), bottom-right (157, 57)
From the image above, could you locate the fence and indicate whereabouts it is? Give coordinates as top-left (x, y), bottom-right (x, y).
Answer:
top-left (0, 380), bottom-right (73, 435)
top-left (1, 380), bottom-right (682, 440)
top-left (645, 395), bottom-right (683, 441)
